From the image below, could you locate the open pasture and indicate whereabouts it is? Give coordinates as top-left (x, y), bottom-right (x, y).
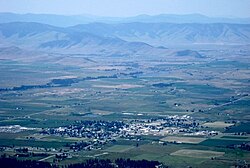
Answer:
top-left (170, 149), bottom-right (225, 158)
top-left (104, 145), bottom-right (135, 153)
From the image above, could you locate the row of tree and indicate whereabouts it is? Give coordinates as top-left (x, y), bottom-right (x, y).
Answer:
top-left (0, 155), bottom-right (165, 168)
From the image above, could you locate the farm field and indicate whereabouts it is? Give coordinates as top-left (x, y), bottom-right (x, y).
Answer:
top-left (203, 121), bottom-right (234, 128)
top-left (104, 145), bottom-right (135, 153)
top-left (160, 136), bottom-right (206, 144)
top-left (170, 149), bottom-right (225, 158)
top-left (0, 45), bottom-right (249, 168)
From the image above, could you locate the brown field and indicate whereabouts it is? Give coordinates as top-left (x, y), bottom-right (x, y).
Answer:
top-left (161, 136), bottom-right (206, 144)
top-left (88, 66), bottom-right (126, 71)
top-left (92, 84), bottom-right (144, 89)
top-left (92, 110), bottom-right (114, 116)
top-left (203, 121), bottom-right (234, 128)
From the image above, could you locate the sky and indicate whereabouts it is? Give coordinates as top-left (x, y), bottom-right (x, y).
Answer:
top-left (0, 0), bottom-right (250, 18)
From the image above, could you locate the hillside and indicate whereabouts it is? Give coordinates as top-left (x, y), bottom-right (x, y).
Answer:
top-left (70, 23), bottom-right (250, 46)
top-left (0, 22), bottom-right (155, 55)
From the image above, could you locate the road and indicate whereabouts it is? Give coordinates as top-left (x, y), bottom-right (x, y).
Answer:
top-left (39, 154), bottom-right (55, 162)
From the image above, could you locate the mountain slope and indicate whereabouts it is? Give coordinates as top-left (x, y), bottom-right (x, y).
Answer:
top-left (70, 23), bottom-right (250, 46)
top-left (0, 22), bottom-right (157, 55)
top-left (1, 21), bottom-right (249, 61)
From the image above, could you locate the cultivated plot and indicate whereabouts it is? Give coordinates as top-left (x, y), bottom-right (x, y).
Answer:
top-left (161, 136), bottom-right (206, 144)
top-left (170, 149), bottom-right (225, 158)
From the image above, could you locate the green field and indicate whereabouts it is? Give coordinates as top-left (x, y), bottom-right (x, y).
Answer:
top-left (105, 145), bottom-right (135, 153)
top-left (170, 149), bottom-right (225, 158)
top-left (200, 139), bottom-right (247, 147)
top-left (0, 47), bottom-right (249, 168)
top-left (221, 136), bottom-right (249, 140)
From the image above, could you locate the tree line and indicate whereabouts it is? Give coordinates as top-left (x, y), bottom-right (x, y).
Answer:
top-left (0, 155), bottom-right (166, 168)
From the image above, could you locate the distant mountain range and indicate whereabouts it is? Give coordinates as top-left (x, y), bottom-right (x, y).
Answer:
top-left (0, 19), bottom-right (249, 60)
top-left (0, 13), bottom-right (250, 27)
top-left (70, 22), bottom-right (250, 46)
top-left (1, 21), bottom-right (249, 50)
top-left (0, 22), bottom-right (159, 56)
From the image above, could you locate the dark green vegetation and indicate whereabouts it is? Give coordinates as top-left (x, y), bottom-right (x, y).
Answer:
top-left (0, 156), bottom-right (52, 168)
top-left (0, 156), bottom-right (162, 168)
top-left (225, 122), bottom-right (250, 133)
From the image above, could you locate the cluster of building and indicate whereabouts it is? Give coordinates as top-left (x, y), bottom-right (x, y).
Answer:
top-left (42, 115), bottom-right (205, 139)
top-left (40, 115), bottom-right (219, 150)
top-left (0, 125), bottom-right (38, 133)
top-left (41, 120), bottom-right (124, 150)
top-left (121, 115), bottom-right (218, 137)
top-left (37, 115), bottom-right (229, 151)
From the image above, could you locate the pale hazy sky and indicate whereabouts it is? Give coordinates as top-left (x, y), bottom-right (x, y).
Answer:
top-left (0, 0), bottom-right (250, 17)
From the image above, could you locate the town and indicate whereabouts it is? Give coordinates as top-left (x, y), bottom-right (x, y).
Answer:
top-left (39, 115), bottom-right (220, 151)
